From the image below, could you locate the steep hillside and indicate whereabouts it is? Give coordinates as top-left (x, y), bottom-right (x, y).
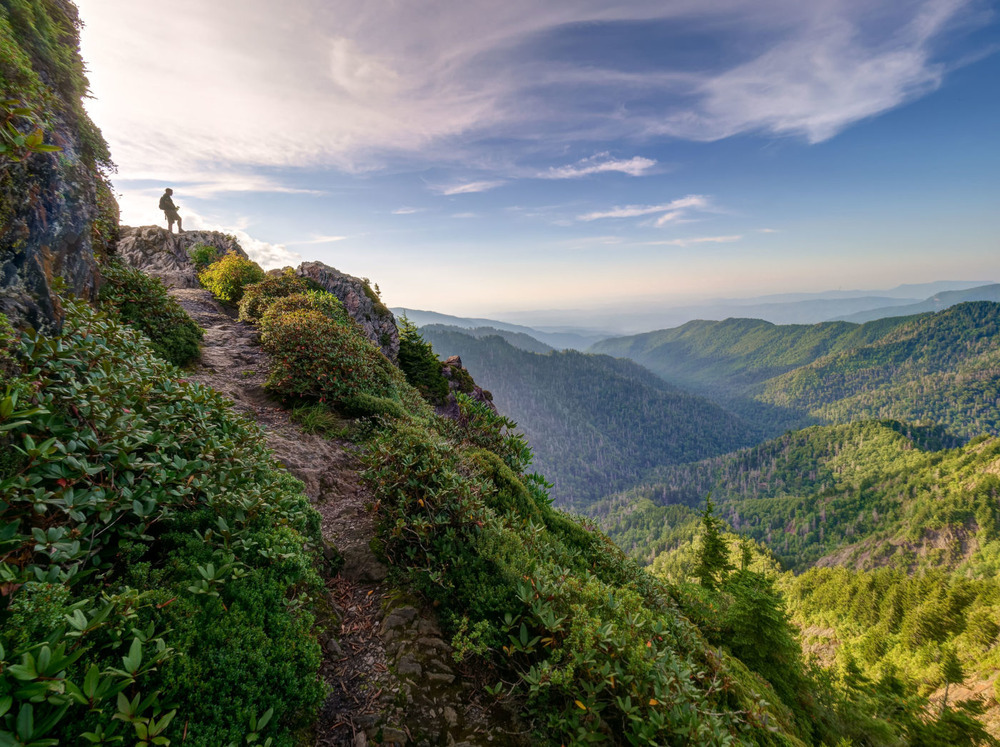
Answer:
top-left (592, 419), bottom-right (1000, 573)
top-left (420, 326), bottom-right (760, 507)
top-left (758, 302), bottom-right (1000, 438)
top-left (590, 314), bottom-right (914, 400)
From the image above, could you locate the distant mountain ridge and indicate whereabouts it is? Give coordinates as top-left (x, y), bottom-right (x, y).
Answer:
top-left (489, 280), bottom-right (990, 332)
top-left (392, 307), bottom-right (604, 350)
top-left (419, 323), bottom-right (554, 354)
top-left (593, 301), bottom-right (1000, 438)
top-left (832, 283), bottom-right (1000, 323)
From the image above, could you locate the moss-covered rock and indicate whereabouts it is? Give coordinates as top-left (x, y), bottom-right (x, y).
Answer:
top-left (0, 0), bottom-right (117, 330)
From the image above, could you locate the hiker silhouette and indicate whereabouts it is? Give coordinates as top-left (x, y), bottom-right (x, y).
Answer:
top-left (159, 188), bottom-right (183, 233)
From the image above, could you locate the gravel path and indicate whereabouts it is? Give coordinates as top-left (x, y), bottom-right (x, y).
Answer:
top-left (169, 289), bottom-right (520, 747)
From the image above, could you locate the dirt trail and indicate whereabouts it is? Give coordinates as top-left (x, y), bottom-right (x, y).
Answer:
top-left (170, 288), bottom-right (516, 747)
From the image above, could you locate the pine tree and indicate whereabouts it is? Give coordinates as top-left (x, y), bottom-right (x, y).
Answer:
top-left (694, 496), bottom-right (733, 590)
top-left (940, 647), bottom-right (964, 714)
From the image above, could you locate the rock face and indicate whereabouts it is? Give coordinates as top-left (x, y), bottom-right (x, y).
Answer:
top-left (0, 0), bottom-right (117, 331)
top-left (115, 226), bottom-right (246, 288)
top-left (296, 261), bottom-right (399, 362)
top-left (436, 354), bottom-right (497, 420)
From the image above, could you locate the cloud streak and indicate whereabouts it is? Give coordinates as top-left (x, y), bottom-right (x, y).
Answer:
top-left (578, 195), bottom-right (710, 222)
top-left (542, 154), bottom-right (657, 179)
top-left (436, 180), bottom-right (506, 195)
top-left (643, 235), bottom-right (743, 247)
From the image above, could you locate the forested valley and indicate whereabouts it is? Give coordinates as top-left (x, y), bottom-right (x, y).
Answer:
top-left (421, 302), bottom-right (1000, 742)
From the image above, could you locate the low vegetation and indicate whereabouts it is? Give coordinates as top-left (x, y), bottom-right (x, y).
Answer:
top-left (186, 243), bottom-right (224, 273)
top-left (198, 253), bottom-right (265, 304)
top-left (0, 301), bottom-right (324, 745)
top-left (98, 257), bottom-right (203, 366)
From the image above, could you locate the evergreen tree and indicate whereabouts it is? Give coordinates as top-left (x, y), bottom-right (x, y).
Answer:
top-left (695, 496), bottom-right (733, 590)
top-left (397, 315), bottom-right (449, 404)
top-left (940, 647), bottom-right (965, 714)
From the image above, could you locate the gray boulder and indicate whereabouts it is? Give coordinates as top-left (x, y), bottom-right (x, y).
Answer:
top-left (296, 261), bottom-right (399, 362)
top-left (115, 226), bottom-right (246, 288)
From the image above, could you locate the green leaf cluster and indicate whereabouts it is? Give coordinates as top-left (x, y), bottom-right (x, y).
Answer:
top-left (98, 258), bottom-right (203, 367)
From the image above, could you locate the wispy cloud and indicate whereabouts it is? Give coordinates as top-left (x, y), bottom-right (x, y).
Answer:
top-left (643, 235), bottom-right (743, 247)
top-left (392, 207), bottom-right (423, 214)
top-left (436, 180), bottom-right (506, 195)
top-left (758, 227), bottom-right (781, 233)
top-left (542, 154), bottom-right (657, 179)
top-left (578, 195), bottom-right (709, 222)
top-left (285, 235), bottom-right (349, 246)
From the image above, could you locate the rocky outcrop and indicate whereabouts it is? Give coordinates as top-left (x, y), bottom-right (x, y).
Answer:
top-left (296, 261), bottom-right (399, 362)
top-left (115, 226), bottom-right (246, 288)
top-left (0, 0), bottom-right (117, 331)
top-left (436, 355), bottom-right (497, 420)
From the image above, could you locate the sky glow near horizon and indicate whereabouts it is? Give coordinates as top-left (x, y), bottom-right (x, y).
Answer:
top-left (75, 0), bottom-right (1000, 320)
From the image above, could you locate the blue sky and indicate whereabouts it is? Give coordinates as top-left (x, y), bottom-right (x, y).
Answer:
top-left (76, 0), bottom-right (999, 318)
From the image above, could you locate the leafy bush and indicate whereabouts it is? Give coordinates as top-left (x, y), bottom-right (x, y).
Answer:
top-left (260, 291), bottom-right (354, 330)
top-left (397, 316), bottom-right (449, 404)
top-left (187, 243), bottom-right (224, 272)
top-left (198, 253), bottom-right (265, 304)
top-left (261, 308), bottom-right (401, 405)
top-left (238, 270), bottom-right (312, 325)
top-left (0, 299), bottom-right (324, 745)
top-left (99, 258), bottom-right (203, 366)
top-left (339, 392), bottom-right (409, 420)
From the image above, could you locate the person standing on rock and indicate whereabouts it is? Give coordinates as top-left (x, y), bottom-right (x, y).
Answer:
top-left (159, 188), bottom-right (183, 233)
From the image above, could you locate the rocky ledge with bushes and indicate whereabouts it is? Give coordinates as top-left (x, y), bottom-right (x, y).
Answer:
top-left (114, 225), bottom-right (247, 289)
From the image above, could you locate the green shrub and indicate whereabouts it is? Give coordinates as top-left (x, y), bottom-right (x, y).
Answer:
top-left (238, 270), bottom-right (312, 324)
top-left (261, 308), bottom-right (400, 406)
top-left (99, 258), bottom-right (203, 366)
top-left (0, 299), bottom-right (323, 745)
top-left (198, 253), bottom-right (265, 304)
top-left (339, 392), bottom-right (409, 420)
top-left (187, 243), bottom-right (224, 272)
top-left (260, 291), bottom-right (354, 330)
top-left (398, 316), bottom-right (449, 404)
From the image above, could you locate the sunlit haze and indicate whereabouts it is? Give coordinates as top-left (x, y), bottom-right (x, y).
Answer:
top-left (76, 0), bottom-right (1000, 320)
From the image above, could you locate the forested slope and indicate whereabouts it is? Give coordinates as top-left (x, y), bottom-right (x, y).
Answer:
top-left (592, 420), bottom-right (1000, 573)
top-left (592, 303), bottom-right (1000, 438)
top-left (420, 326), bottom-right (759, 506)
